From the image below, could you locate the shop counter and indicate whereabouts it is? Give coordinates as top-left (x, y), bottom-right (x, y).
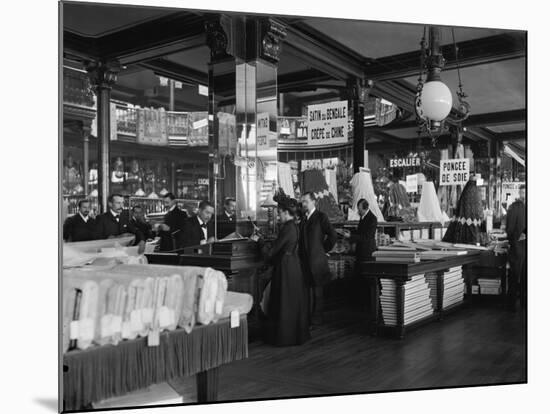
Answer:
top-left (360, 252), bottom-right (481, 339)
top-left (63, 315), bottom-right (248, 411)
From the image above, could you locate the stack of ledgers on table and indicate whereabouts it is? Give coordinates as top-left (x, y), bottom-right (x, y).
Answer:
top-left (62, 263), bottom-right (253, 353)
top-left (441, 266), bottom-right (465, 309)
top-left (379, 274), bottom-right (434, 326)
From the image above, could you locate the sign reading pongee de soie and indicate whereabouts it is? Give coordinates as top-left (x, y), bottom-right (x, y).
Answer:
top-left (307, 101), bottom-right (348, 146)
top-left (440, 158), bottom-right (470, 186)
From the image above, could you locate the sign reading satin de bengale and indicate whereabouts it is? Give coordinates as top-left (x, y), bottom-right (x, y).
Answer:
top-left (307, 101), bottom-right (348, 146)
top-left (440, 158), bottom-right (470, 186)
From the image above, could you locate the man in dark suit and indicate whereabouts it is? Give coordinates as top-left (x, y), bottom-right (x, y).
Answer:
top-left (506, 184), bottom-right (526, 311)
top-left (130, 205), bottom-right (154, 252)
top-left (63, 199), bottom-right (97, 242)
top-left (94, 194), bottom-right (136, 240)
top-left (217, 197), bottom-right (237, 239)
top-left (182, 200), bottom-right (216, 248)
top-left (352, 199), bottom-right (378, 310)
top-left (158, 192), bottom-right (188, 251)
top-left (299, 192), bottom-right (337, 325)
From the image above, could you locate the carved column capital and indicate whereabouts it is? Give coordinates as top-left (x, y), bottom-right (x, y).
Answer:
top-left (84, 59), bottom-right (121, 90)
top-left (259, 18), bottom-right (287, 63)
top-left (205, 19), bottom-right (231, 62)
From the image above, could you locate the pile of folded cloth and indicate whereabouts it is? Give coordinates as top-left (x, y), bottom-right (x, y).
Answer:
top-left (63, 236), bottom-right (147, 269)
top-left (424, 272), bottom-right (438, 309)
top-left (477, 278), bottom-right (501, 295)
top-left (379, 274), bottom-right (434, 326)
top-left (441, 266), bottom-right (465, 309)
top-left (62, 264), bottom-right (253, 353)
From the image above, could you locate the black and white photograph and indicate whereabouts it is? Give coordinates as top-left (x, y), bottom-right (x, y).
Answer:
top-left (5, 0), bottom-right (549, 413)
top-left (58, 1), bottom-right (529, 411)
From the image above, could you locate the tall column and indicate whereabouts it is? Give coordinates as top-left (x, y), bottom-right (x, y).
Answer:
top-left (81, 123), bottom-right (91, 196)
top-left (85, 60), bottom-right (121, 213)
top-left (206, 16), bottom-right (286, 234)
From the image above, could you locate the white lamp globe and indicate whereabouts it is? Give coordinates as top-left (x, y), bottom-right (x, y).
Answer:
top-left (420, 80), bottom-right (453, 121)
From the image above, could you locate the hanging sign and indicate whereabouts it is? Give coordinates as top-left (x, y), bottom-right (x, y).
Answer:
top-left (307, 101), bottom-right (348, 146)
top-left (439, 158), bottom-right (470, 186)
top-left (389, 157), bottom-right (421, 168)
top-left (406, 174), bottom-right (418, 193)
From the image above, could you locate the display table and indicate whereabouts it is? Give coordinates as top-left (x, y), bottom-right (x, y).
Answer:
top-left (63, 315), bottom-right (248, 411)
top-left (360, 252), bottom-right (480, 339)
top-left (146, 242), bottom-right (264, 332)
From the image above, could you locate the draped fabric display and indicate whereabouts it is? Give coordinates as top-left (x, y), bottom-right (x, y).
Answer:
top-left (348, 171), bottom-right (385, 222)
top-left (442, 179), bottom-right (484, 244)
top-left (302, 169), bottom-right (345, 222)
top-left (324, 168), bottom-right (338, 204)
top-left (417, 181), bottom-right (448, 224)
top-left (277, 162), bottom-right (295, 197)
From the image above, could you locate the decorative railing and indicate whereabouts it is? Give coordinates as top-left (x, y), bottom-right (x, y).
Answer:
top-left (63, 66), bottom-right (95, 108)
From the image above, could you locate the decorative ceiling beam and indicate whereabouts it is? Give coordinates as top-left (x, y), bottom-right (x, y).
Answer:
top-left (282, 22), bottom-right (367, 80)
top-left (63, 12), bottom-right (207, 64)
top-left (366, 32), bottom-right (526, 82)
top-left (139, 58), bottom-right (208, 85)
top-left (494, 130), bottom-right (526, 141)
top-left (373, 109), bottom-right (526, 132)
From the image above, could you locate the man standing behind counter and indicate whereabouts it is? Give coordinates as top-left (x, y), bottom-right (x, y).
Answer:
top-left (217, 197), bottom-right (237, 239)
top-left (158, 193), bottom-right (188, 251)
top-left (351, 199), bottom-right (378, 310)
top-left (299, 192), bottom-right (337, 326)
top-left (182, 200), bottom-right (216, 247)
top-left (94, 194), bottom-right (136, 239)
top-left (63, 199), bottom-right (96, 242)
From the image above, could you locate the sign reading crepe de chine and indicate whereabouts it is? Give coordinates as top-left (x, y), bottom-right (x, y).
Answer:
top-left (307, 101), bottom-right (348, 146)
top-left (440, 158), bottom-right (470, 186)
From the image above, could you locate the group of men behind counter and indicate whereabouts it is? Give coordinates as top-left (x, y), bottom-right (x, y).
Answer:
top-left (63, 193), bottom-right (238, 251)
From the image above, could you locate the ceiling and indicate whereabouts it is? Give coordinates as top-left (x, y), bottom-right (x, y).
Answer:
top-left (63, 2), bottom-right (175, 37)
top-left (304, 18), bottom-right (507, 59)
top-left (62, 4), bottom-right (526, 150)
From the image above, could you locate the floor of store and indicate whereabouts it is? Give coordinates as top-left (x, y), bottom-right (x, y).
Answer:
top-left (170, 301), bottom-right (527, 403)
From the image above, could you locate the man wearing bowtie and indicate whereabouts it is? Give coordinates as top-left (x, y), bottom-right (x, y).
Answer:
top-left (182, 200), bottom-right (216, 247)
top-left (94, 194), bottom-right (136, 240)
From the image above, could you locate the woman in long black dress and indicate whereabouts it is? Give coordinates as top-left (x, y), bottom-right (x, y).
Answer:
top-left (257, 198), bottom-right (311, 346)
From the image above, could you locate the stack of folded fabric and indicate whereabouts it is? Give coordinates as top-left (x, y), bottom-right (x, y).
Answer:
top-left (379, 274), bottom-right (434, 326)
top-left (442, 266), bottom-right (465, 309)
top-left (477, 278), bottom-right (501, 295)
top-left (373, 250), bottom-right (420, 263)
top-left (424, 272), bottom-right (438, 309)
top-left (62, 264), bottom-right (251, 353)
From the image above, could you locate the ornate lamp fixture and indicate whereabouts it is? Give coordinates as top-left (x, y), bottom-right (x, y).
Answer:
top-left (415, 26), bottom-right (470, 145)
